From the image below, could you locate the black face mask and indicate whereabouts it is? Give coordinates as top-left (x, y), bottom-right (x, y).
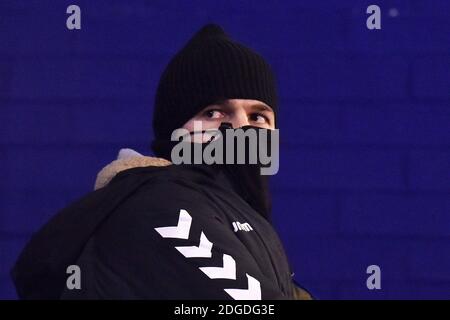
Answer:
top-left (151, 122), bottom-right (277, 221)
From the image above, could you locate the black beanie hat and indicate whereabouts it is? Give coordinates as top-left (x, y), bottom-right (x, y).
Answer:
top-left (152, 23), bottom-right (278, 148)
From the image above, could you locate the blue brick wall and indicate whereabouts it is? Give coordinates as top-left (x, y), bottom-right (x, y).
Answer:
top-left (1, 0), bottom-right (449, 299)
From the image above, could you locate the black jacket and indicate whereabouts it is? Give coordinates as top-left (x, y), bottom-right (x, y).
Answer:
top-left (12, 154), bottom-right (301, 300)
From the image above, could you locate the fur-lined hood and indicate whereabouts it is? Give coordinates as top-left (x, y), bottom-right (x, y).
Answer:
top-left (94, 148), bottom-right (171, 190)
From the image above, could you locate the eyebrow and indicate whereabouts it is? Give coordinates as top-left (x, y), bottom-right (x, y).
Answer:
top-left (251, 103), bottom-right (274, 113)
top-left (213, 100), bottom-right (274, 113)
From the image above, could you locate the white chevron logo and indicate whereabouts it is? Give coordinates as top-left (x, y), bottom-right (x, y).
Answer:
top-left (154, 209), bottom-right (192, 239)
top-left (224, 274), bottom-right (261, 300)
top-left (154, 208), bottom-right (261, 300)
top-left (175, 231), bottom-right (213, 258)
top-left (199, 254), bottom-right (236, 280)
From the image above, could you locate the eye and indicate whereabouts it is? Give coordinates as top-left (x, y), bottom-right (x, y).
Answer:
top-left (203, 109), bottom-right (225, 120)
top-left (250, 113), bottom-right (269, 124)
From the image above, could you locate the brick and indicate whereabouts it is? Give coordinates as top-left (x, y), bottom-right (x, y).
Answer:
top-left (345, 15), bottom-right (450, 54)
top-left (282, 235), bottom-right (410, 283)
top-left (66, 103), bottom-right (153, 145)
top-left (0, 104), bottom-right (71, 144)
top-left (0, 99), bottom-right (156, 145)
top-left (0, 0), bottom-right (204, 56)
top-left (0, 276), bottom-right (18, 300)
top-left (336, 279), bottom-right (450, 299)
top-left (1, 145), bottom-right (121, 191)
top-left (277, 103), bottom-right (342, 145)
top-left (413, 57), bottom-right (450, 99)
top-left (341, 104), bottom-right (450, 146)
top-left (340, 194), bottom-right (450, 236)
top-left (273, 147), bottom-right (403, 190)
top-left (275, 103), bottom-right (450, 147)
top-left (271, 191), bottom-right (338, 235)
top-left (230, 7), bottom-right (347, 55)
top-left (409, 150), bottom-right (450, 191)
top-left (0, 188), bottom-right (85, 235)
top-left (0, 238), bottom-right (28, 277)
top-left (408, 239), bottom-right (450, 282)
top-left (5, 56), bottom-right (164, 100)
top-left (275, 55), bottom-right (409, 100)
top-left (335, 280), bottom-right (387, 300)
top-left (410, 0), bottom-right (450, 17)
top-left (0, 59), bottom-right (13, 96)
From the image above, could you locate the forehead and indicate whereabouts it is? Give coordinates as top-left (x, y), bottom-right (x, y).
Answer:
top-left (214, 99), bottom-right (274, 112)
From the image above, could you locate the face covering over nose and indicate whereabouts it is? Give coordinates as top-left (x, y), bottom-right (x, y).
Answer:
top-left (151, 122), bottom-right (278, 221)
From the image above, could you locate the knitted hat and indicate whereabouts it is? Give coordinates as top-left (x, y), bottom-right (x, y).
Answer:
top-left (151, 23), bottom-right (278, 152)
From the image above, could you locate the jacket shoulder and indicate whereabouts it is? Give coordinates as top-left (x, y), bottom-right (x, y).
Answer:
top-left (108, 171), bottom-right (225, 229)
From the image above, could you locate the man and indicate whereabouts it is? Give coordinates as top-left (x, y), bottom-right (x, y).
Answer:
top-left (12, 24), bottom-right (311, 299)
